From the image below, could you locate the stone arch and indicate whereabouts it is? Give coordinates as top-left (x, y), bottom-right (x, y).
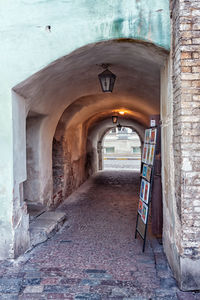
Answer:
top-left (87, 119), bottom-right (145, 172)
top-left (11, 38), bottom-right (169, 259)
top-left (52, 112), bottom-right (146, 207)
top-left (100, 125), bottom-right (143, 171)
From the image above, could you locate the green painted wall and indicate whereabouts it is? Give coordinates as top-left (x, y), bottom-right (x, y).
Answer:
top-left (0, 0), bottom-right (170, 86)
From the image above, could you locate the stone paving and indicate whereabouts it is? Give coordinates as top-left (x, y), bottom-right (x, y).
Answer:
top-left (104, 158), bottom-right (141, 171)
top-left (0, 171), bottom-right (200, 300)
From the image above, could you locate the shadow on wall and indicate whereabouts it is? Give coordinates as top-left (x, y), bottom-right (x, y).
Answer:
top-left (52, 137), bottom-right (65, 207)
top-left (52, 125), bottom-right (88, 208)
top-left (24, 113), bottom-right (49, 206)
top-left (85, 139), bottom-right (97, 177)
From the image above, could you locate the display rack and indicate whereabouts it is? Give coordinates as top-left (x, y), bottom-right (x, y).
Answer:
top-left (135, 126), bottom-right (157, 252)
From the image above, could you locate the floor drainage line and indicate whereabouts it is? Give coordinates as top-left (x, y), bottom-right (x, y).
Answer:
top-left (149, 238), bottom-right (160, 280)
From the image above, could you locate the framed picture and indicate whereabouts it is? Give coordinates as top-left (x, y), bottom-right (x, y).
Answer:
top-left (140, 179), bottom-right (150, 204)
top-left (145, 129), bottom-right (151, 144)
top-left (146, 166), bottom-right (152, 182)
top-left (142, 164), bottom-right (151, 182)
top-left (142, 143), bottom-right (148, 163)
top-left (141, 202), bottom-right (148, 224)
top-left (143, 180), bottom-right (150, 204)
top-left (142, 164), bottom-right (147, 178)
top-left (140, 179), bottom-right (145, 201)
top-left (146, 144), bottom-right (151, 164)
top-left (138, 199), bottom-right (143, 216)
top-left (150, 128), bottom-right (157, 144)
top-left (149, 145), bottom-right (155, 165)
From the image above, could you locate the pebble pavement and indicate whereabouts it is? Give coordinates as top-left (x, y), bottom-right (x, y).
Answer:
top-left (0, 171), bottom-right (200, 300)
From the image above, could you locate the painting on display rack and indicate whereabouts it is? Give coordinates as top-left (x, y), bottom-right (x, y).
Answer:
top-left (149, 145), bottom-right (155, 166)
top-left (140, 179), bottom-right (150, 205)
top-left (138, 199), bottom-right (148, 224)
top-left (145, 129), bottom-right (151, 144)
top-left (146, 144), bottom-right (151, 164)
top-left (142, 164), bottom-right (148, 178)
top-left (135, 126), bottom-right (158, 251)
top-left (142, 164), bottom-right (152, 182)
top-left (150, 128), bottom-right (157, 144)
top-left (142, 144), bottom-right (148, 163)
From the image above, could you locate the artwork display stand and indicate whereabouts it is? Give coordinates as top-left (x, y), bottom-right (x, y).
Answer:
top-left (135, 126), bottom-right (157, 252)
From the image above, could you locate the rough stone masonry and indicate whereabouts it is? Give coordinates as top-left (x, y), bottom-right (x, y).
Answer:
top-left (170, 0), bottom-right (200, 291)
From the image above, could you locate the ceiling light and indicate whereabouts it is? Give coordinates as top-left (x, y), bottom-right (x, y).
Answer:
top-left (112, 116), bottom-right (118, 124)
top-left (117, 124), bottom-right (122, 131)
top-left (98, 64), bottom-right (116, 93)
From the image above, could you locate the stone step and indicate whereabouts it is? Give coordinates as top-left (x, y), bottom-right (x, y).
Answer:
top-left (29, 211), bottom-right (67, 247)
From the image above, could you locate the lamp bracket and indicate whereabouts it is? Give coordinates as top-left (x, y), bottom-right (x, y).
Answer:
top-left (96, 63), bottom-right (111, 69)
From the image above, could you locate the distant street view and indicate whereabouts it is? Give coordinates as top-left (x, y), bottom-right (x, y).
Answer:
top-left (103, 127), bottom-right (141, 171)
top-left (104, 158), bottom-right (141, 170)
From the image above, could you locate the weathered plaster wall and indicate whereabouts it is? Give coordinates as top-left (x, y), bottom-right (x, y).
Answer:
top-left (0, 0), bottom-right (170, 91)
top-left (161, 57), bottom-right (182, 282)
top-left (53, 123), bottom-right (87, 208)
top-left (12, 93), bottom-right (30, 258)
top-left (169, 0), bottom-right (200, 290)
top-left (24, 113), bottom-right (47, 204)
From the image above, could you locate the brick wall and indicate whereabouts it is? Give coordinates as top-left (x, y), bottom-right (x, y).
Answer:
top-left (170, 0), bottom-right (200, 290)
top-left (172, 0), bottom-right (200, 259)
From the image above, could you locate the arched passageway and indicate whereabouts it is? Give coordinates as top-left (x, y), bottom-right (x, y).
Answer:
top-left (86, 115), bottom-right (145, 173)
top-left (14, 39), bottom-right (167, 211)
top-left (12, 38), bottom-right (168, 275)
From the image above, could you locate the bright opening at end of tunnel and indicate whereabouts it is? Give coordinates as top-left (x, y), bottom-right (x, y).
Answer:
top-left (103, 127), bottom-right (141, 171)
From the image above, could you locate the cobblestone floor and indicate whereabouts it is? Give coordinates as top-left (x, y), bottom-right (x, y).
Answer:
top-left (0, 171), bottom-right (200, 300)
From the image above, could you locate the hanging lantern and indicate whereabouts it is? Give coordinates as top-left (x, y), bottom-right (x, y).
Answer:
top-left (98, 68), bottom-right (116, 93)
top-left (117, 124), bottom-right (122, 131)
top-left (112, 116), bottom-right (118, 124)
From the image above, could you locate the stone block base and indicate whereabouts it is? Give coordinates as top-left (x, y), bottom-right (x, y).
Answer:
top-left (180, 257), bottom-right (200, 291)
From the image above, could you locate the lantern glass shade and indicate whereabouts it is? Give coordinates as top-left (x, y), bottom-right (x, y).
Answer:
top-left (98, 69), bottom-right (116, 93)
top-left (117, 124), bottom-right (122, 131)
top-left (112, 116), bottom-right (118, 124)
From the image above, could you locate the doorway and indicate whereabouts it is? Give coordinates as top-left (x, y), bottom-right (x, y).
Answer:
top-left (103, 127), bottom-right (141, 171)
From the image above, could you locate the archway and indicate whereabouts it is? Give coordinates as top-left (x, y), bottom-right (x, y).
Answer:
top-left (86, 114), bottom-right (145, 173)
top-left (12, 38), bottom-right (169, 262)
top-left (101, 126), bottom-right (142, 171)
top-left (52, 109), bottom-right (146, 207)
